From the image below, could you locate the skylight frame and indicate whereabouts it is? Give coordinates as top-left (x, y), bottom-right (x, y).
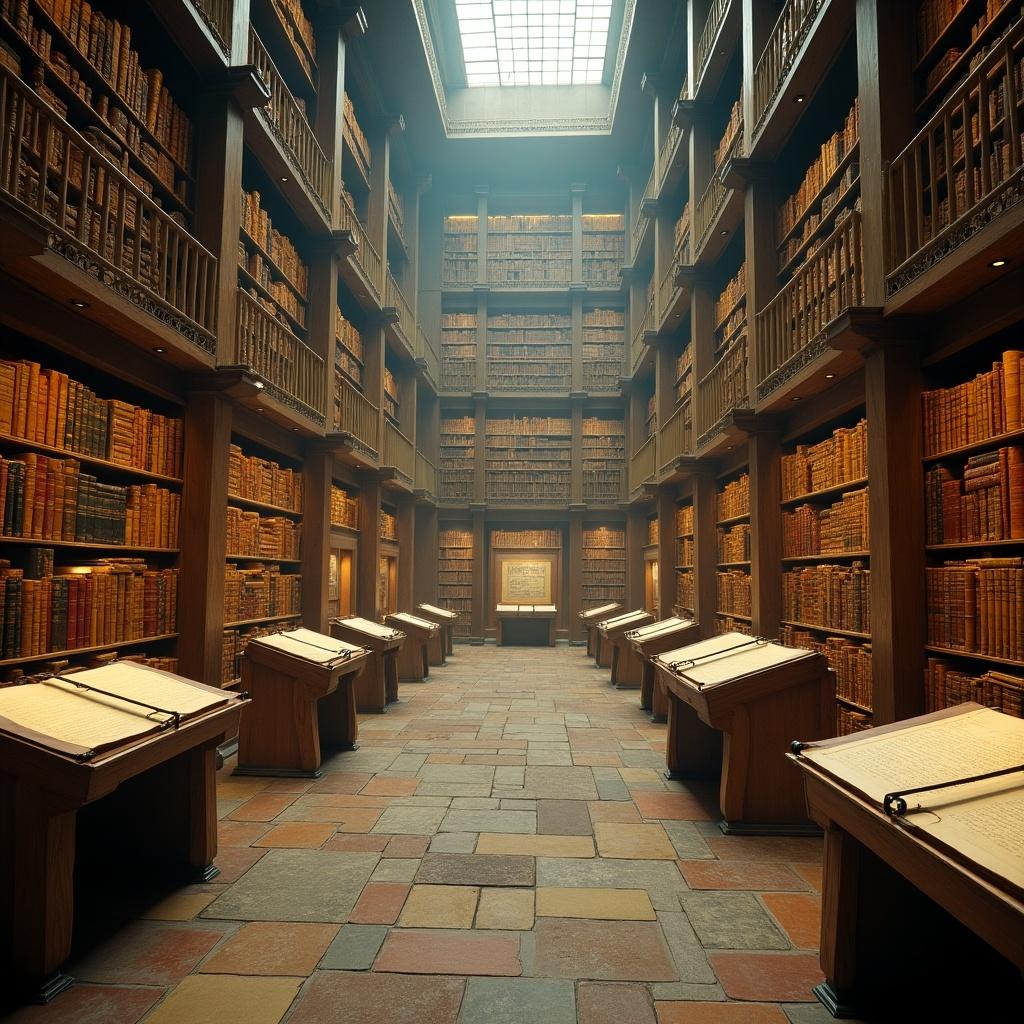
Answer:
top-left (454, 0), bottom-right (614, 88)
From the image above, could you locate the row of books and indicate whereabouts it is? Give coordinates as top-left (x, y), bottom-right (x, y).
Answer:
top-left (343, 93), bottom-right (370, 181)
top-left (484, 261), bottom-right (573, 285)
top-left (779, 163), bottom-right (860, 272)
top-left (240, 190), bottom-right (309, 296)
top-left (440, 470), bottom-right (474, 501)
top-left (783, 489), bottom-right (870, 557)
top-left (781, 419), bottom-right (868, 500)
top-left (227, 446), bottom-right (303, 512)
top-left (782, 625), bottom-right (873, 711)
top-left (675, 202), bottom-right (691, 254)
top-left (718, 523), bottom-right (750, 563)
top-left (925, 446), bottom-right (1024, 543)
top-left (677, 503), bottom-right (694, 537)
top-left (676, 569), bottom-right (694, 611)
top-left (486, 478), bottom-right (571, 502)
top-left (583, 359), bottom-right (623, 391)
top-left (439, 526), bottom-right (474, 634)
top-left (677, 536), bottom-right (695, 566)
top-left (717, 473), bottom-right (750, 521)
top-left (486, 368), bottom-right (571, 390)
top-left (240, 247), bottom-right (306, 328)
top-left (836, 705), bottom-right (872, 735)
top-left (582, 214), bottom-right (624, 232)
top-left (489, 312), bottom-right (571, 331)
top-left (486, 417), bottom-right (571, 436)
top-left (713, 98), bottom-right (743, 171)
top-left (647, 517), bottom-right (660, 546)
top-left (584, 308), bottom-right (625, 332)
top-left (221, 620), bottom-right (292, 686)
top-left (782, 562), bottom-right (871, 634)
top-left (714, 264), bottom-right (747, 329)
top-left (583, 585), bottom-right (626, 600)
top-left (715, 616), bottom-right (753, 636)
top-left (438, 571), bottom-right (472, 584)
top-left (223, 563), bottom-right (300, 624)
top-left (330, 485), bottom-right (358, 530)
top-left (488, 215), bottom-right (571, 233)
top-left (380, 510), bottom-right (397, 542)
top-left (487, 235), bottom-right (572, 254)
top-left (717, 570), bottom-right (751, 617)
top-left (225, 509), bottom-right (300, 560)
top-left (922, 352), bottom-right (1024, 456)
top-left (334, 308), bottom-right (364, 362)
top-left (0, 358), bottom-right (183, 477)
top-left (1, 454), bottom-right (179, 547)
top-left (924, 657), bottom-right (1023, 718)
top-left (583, 468), bottom-right (625, 500)
top-left (582, 234), bottom-right (625, 256)
top-left (916, 0), bottom-right (974, 59)
top-left (583, 259), bottom-right (624, 283)
top-left (925, 558), bottom-right (1023, 661)
top-left (0, 559), bottom-right (177, 659)
top-left (491, 529), bottom-right (560, 548)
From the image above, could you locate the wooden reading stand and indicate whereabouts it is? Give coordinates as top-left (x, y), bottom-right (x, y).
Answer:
top-left (495, 604), bottom-right (557, 646)
top-left (330, 616), bottom-right (405, 712)
top-left (0, 663), bottom-right (247, 1002)
top-left (627, 616), bottom-right (701, 720)
top-left (235, 628), bottom-right (369, 778)
top-left (384, 612), bottom-right (439, 682)
top-left (599, 609), bottom-right (655, 685)
top-left (580, 602), bottom-right (622, 659)
top-left (653, 632), bottom-right (833, 835)
top-left (417, 603), bottom-right (458, 660)
top-left (788, 704), bottom-right (1024, 1018)
top-left (593, 609), bottom-right (648, 669)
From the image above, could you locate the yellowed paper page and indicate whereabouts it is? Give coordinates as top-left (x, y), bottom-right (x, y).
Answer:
top-left (388, 613), bottom-right (438, 630)
top-left (254, 629), bottom-right (363, 664)
top-left (337, 617), bottom-right (402, 639)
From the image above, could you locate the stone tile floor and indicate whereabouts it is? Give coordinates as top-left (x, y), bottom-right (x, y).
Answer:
top-left (6, 645), bottom-right (862, 1024)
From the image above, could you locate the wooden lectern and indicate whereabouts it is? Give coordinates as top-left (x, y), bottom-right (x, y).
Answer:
top-left (0, 662), bottom-right (247, 1002)
top-left (330, 616), bottom-right (405, 712)
top-left (599, 609), bottom-right (655, 685)
top-left (235, 628), bottom-right (368, 778)
top-left (593, 608), bottom-right (649, 669)
top-left (653, 632), bottom-right (832, 835)
top-left (627, 616), bottom-right (700, 720)
top-left (495, 604), bottom-right (557, 646)
top-left (580, 602), bottom-right (622, 659)
top-left (417, 603), bottom-right (458, 659)
top-left (384, 612), bottom-right (439, 682)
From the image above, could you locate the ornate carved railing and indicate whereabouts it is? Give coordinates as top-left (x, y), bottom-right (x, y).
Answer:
top-left (629, 434), bottom-right (657, 494)
top-left (415, 450), bottom-right (438, 496)
top-left (756, 210), bottom-right (863, 398)
top-left (630, 297), bottom-right (656, 373)
top-left (0, 67), bottom-right (218, 353)
top-left (884, 19), bottom-right (1024, 296)
top-left (695, 129), bottom-right (743, 252)
top-left (695, 0), bottom-right (732, 88)
top-left (386, 271), bottom-right (415, 344)
top-left (338, 193), bottom-right (383, 302)
top-left (249, 28), bottom-right (332, 219)
top-left (631, 165), bottom-right (657, 259)
top-left (236, 291), bottom-right (326, 426)
top-left (697, 336), bottom-right (749, 447)
top-left (191, 0), bottom-right (232, 56)
top-left (334, 374), bottom-right (379, 459)
top-left (753, 0), bottom-right (827, 135)
top-left (658, 399), bottom-right (693, 471)
top-left (384, 419), bottom-right (415, 483)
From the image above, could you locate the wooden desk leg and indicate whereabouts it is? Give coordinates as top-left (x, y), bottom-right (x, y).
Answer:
top-left (614, 645), bottom-right (642, 688)
top-left (237, 669), bottom-right (322, 778)
top-left (816, 825), bottom-right (863, 1018)
top-left (595, 634), bottom-right (610, 668)
top-left (354, 657), bottom-right (387, 713)
top-left (664, 693), bottom-right (722, 781)
top-left (497, 620), bottom-right (504, 646)
top-left (319, 675), bottom-right (359, 752)
top-left (609, 644), bottom-right (619, 685)
top-left (639, 664), bottom-right (653, 710)
top-left (650, 670), bottom-right (668, 723)
top-left (385, 652), bottom-right (399, 703)
top-left (421, 642), bottom-right (430, 679)
top-left (188, 742), bottom-right (221, 880)
top-left (446, 627), bottom-right (454, 656)
top-left (586, 627), bottom-right (594, 658)
top-left (548, 620), bottom-right (555, 646)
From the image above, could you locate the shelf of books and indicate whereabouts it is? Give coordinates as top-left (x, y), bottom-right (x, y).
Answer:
top-left (335, 307), bottom-right (364, 392)
top-left (443, 215), bottom-right (479, 288)
top-left (487, 214), bottom-right (572, 287)
top-left (581, 525), bottom-right (626, 609)
top-left (715, 470), bottom-right (751, 634)
top-left (438, 526), bottom-right (473, 637)
top-left (388, 178), bottom-right (407, 257)
top-left (485, 416), bottom-right (572, 504)
top-left (675, 344), bottom-right (693, 406)
top-left (343, 90), bottom-right (371, 196)
top-left (486, 313), bottom-right (571, 391)
top-left (582, 214), bottom-right (625, 285)
top-left (441, 313), bottom-right (477, 392)
top-left (379, 508), bottom-right (397, 542)
top-left (256, 0), bottom-right (318, 103)
top-left (383, 366), bottom-right (400, 425)
top-left (0, 350), bottom-right (182, 677)
top-left (675, 500), bottom-right (695, 616)
top-left (779, 415), bottom-right (871, 734)
top-left (330, 483), bottom-right (359, 532)
top-left (713, 263), bottom-right (747, 361)
top-left (582, 417), bottom-right (626, 503)
top-left (440, 416), bottom-right (476, 503)
top-left (583, 309), bottom-right (625, 392)
top-left (647, 514), bottom-right (660, 547)
top-left (922, 347), bottom-right (1023, 717)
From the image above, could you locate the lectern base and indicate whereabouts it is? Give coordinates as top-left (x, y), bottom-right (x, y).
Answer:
top-left (194, 863), bottom-right (221, 883)
top-left (813, 982), bottom-right (859, 1019)
top-left (718, 818), bottom-right (823, 838)
top-left (31, 972), bottom-right (74, 1004)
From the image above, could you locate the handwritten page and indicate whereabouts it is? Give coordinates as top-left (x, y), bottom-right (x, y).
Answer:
top-left (629, 617), bottom-right (687, 639)
top-left (582, 603), bottom-right (620, 619)
top-left (388, 613), bottom-right (437, 631)
top-left (253, 628), bottom-right (364, 664)
top-left (603, 610), bottom-right (649, 629)
top-left (418, 604), bottom-right (456, 619)
top-left (336, 617), bottom-right (402, 639)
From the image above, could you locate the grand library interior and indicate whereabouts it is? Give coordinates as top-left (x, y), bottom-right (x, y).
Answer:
top-left (0, 0), bottom-right (1022, 1020)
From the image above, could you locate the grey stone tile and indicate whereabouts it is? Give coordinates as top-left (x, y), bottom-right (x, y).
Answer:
top-left (458, 978), bottom-right (576, 1024)
top-left (428, 832), bottom-right (478, 853)
top-left (418, 764), bottom-right (496, 784)
top-left (494, 766), bottom-right (525, 787)
top-left (535, 858), bottom-right (687, 911)
top-left (525, 749), bottom-right (573, 766)
top-left (650, 982), bottom-right (726, 1001)
top-left (679, 891), bottom-right (789, 950)
top-left (416, 852), bottom-right (535, 887)
top-left (499, 799), bottom-right (536, 811)
top-left (320, 925), bottom-right (388, 970)
top-left (656, 911), bottom-right (717, 983)
top-left (451, 797), bottom-right (501, 809)
top-left (596, 777), bottom-right (631, 801)
top-left (515, 767), bottom-right (599, 801)
top-left (619, 749), bottom-right (669, 768)
top-left (536, 800), bottom-right (593, 836)
top-left (662, 821), bottom-right (715, 860)
top-left (417, 783), bottom-right (494, 798)
top-left (370, 859), bottom-right (420, 883)
top-left (440, 809), bottom-right (537, 834)
top-left (321, 750), bottom-right (399, 772)
top-left (388, 753), bottom-right (428, 772)
top-left (371, 806), bottom-right (447, 835)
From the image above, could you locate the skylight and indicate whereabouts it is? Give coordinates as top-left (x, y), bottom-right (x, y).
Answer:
top-left (455, 1), bottom-right (613, 88)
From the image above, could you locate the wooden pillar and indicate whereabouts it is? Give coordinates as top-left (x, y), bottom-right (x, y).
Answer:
top-left (626, 506), bottom-right (647, 609)
top-left (357, 474), bottom-right (383, 618)
top-left (396, 493), bottom-right (414, 611)
top-left (473, 395), bottom-right (487, 502)
top-left (571, 287), bottom-right (585, 394)
top-left (568, 510), bottom-right (584, 641)
top-left (413, 502), bottom-right (438, 605)
top-left (475, 186), bottom-right (489, 287)
top-left (364, 324), bottom-right (386, 455)
top-left (692, 468), bottom-right (718, 634)
top-left (748, 425), bottom-right (782, 639)
top-left (313, 12), bottom-right (347, 225)
top-left (471, 509), bottom-right (486, 641)
top-left (570, 398), bottom-right (584, 505)
top-left (301, 448), bottom-right (333, 633)
top-left (656, 485), bottom-right (677, 622)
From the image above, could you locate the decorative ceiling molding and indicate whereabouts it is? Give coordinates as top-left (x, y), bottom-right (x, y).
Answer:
top-left (411, 0), bottom-right (636, 138)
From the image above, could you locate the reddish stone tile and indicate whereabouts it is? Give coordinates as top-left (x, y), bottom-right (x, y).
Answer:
top-left (385, 835), bottom-right (431, 858)
top-left (228, 794), bottom-right (298, 822)
top-left (709, 952), bottom-right (824, 1002)
top-left (655, 1003), bottom-right (787, 1024)
top-left (253, 822), bottom-right (337, 849)
top-left (572, 754), bottom-right (622, 767)
top-left (287, 971), bottom-right (465, 1024)
top-left (361, 777), bottom-right (421, 796)
top-left (218, 820), bottom-right (272, 847)
top-left (71, 921), bottom-right (226, 986)
top-left (791, 862), bottom-right (823, 892)
top-left (309, 772), bottom-right (375, 794)
top-left (324, 834), bottom-right (391, 853)
top-left (706, 836), bottom-right (824, 863)
top-left (633, 792), bottom-right (716, 821)
top-left (262, 779), bottom-right (314, 794)
top-left (676, 860), bottom-right (806, 892)
top-left (348, 883), bottom-right (410, 925)
top-left (533, 919), bottom-right (676, 981)
top-left (578, 982), bottom-right (657, 1024)
top-left (587, 801), bottom-right (641, 823)
top-left (304, 793), bottom-right (392, 809)
top-left (4, 984), bottom-right (163, 1024)
top-left (761, 893), bottom-right (821, 949)
top-left (464, 754), bottom-right (526, 765)
top-left (335, 808), bottom-right (385, 833)
top-left (200, 922), bottom-right (339, 976)
top-left (426, 754), bottom-right (465, 764)
top-left (212, 846), bottom-right (267, 883)
top-left (374, 929), bottom-right (521, 976)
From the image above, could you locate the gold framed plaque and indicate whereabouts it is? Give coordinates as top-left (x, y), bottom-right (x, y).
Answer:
top-left (500, 558), bottom-right (552, 604)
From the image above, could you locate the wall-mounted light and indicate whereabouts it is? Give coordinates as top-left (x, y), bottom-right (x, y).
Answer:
top-left (990, 258), bottom-right (1008, 268)
top-left (70, 299), bottom-right (89, 309)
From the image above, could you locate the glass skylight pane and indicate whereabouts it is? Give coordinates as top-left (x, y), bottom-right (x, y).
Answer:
top-left (455, 0), bottom-right (612, 87)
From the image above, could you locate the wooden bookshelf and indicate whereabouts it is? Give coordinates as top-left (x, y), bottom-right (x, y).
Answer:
top-left (581, 525), bottom-right (626, 610)
top-left (582, 417), bottom-right (626, 503)
top-left (379, 508), bottom-right (397, 542)
top-left (343, 90), bottom-right (371, 194)
top-left (713, 263), bottom-right (747, 359)
top-left (675, 500), bottom-right (695, 615)
top-left (441, 312), bottom-right (476, 392)
top-left (439, 416), bottom-right (475, 503)
top-left (582, 213), bottom-right (625, 284)
top-left (438, 526), bottom-right (473, 637)
top-left (383, 366), bottom-right (399, 425)
top-left (330, 483), bottom-right (358, 530)
top-left (715, 470), bottom-right (750, 625)
top-left (583, 309), bottom-right (625, 392)
top-left (487, 214), bottom-right (571, 287)
top-left (486, 312), bottom-right (571, 391)
top-left (443, 215), bottom-right (478, 287)
top-left (485, 416), bottom-right (572, 505)
top-left (335, 307), bottom-right (364, 391)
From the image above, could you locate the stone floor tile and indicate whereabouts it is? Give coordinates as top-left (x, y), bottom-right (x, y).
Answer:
top-left (253, 823), bottom-right (336, 849)
top-left (654, 1002), bottom-right (788, 1023)
top-left (374, 929), bottom-right (522, 976)
top-left (384, 835), bottom-right (431, 858)
top-left (418, 764), bottom-right (496, 784)
top-left (709, 952), bottom-right (824, 1002)
top-left (399, 884), bottom-right (479, 928)
top-left (440, 809), bottom-right (537, 834)
top-left (226, 794), bottom-right (297, 822)
top-left (371, 805), bottom-right (447, 835)
top-left (216, 779), bottom-right (270, 801)
top-left (678, 861), bottom-right (807, 892)
top-left (319, 924), bottom-right (389, 970)
top-left (426, 753), bottom-right (467, 763)
top-left (361, 777), bottom-right (420, 796)
top-left (594, 822), bottom-right (678, 860)
top-left (429, 832), bottom-right (479, 853)
top-left (450, 797), bottom-right (501, 809)
top-left (199, 922), bottom-right (339, 976)
top-left (536, 857), bottom-right (688, 911)
top-left (533, 919), bottom-right (676, 981)
top-left (464, 754), bottom-right (526, 765)
top-left (577, 981), bottom-right (658, 1024)
top-left (370, 858), bottom-right (420, 883)
top-left (217, 820), bottom-right (272, 847)
top-left (323, 834), bottom-right (391, 854)
top-left (791, 863), bottom-right (823, 892)
top-left (660, 822), bottom-right (714, 860)
top-left (706, 836), bottom-right (824, 864)
top-left (760, 893), bottom-right (822, 949)
top-left (458, 977), bottom-right (576, 1024)
top-left (141, 975), bottom-right (300, 1024)
top-left (494, 766), bottom-right (526, 786)
top-left (649, 983), bottom-right (725, 1001)
top-left (389, 753), bottom-right (428, 772)
top-left (499, 798), bottom-right (537, 810)
top-left (140, 892), bottom-right (219, 922)
top-left (526, 749), bottom-right (574, 766)
top-left (536, 800), bottom-right (593, 835)
top-left (476, 834), bottom-right (595, 858)
top-left (286, 971), bottom-right (465, 1024)
top-left (211, 846), bottom-right (267, 883)
top-left (536, 887), bottom-right (655, 920)
top-left (348, 883), bottom-right (410, 925)
top-left (587, 800), bottom-right (641, 823)
top-left (596, 778), bottom-right (631, 801)
top-left (417, 783), bottom-right (495, 798)
top-left (655, 912), bottom-right (717, 983)
top-left (633, 792), bottom-right (716, 821)
top-left (416, 852), bottom-right (535, 886)
top-left (679, 892), bottom-right (788, 950)
top-left (514, 766), bottom-right (600, 800)
top-left (572, 753), bottom-right (623, 767)
top-left (475, 888), bottom-right (535, 929)
top-left (2, 984), bottom-right (162, 1024)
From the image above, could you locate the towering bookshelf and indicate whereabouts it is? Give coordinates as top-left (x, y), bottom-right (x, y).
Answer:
top-left (582, 417), bottom-right (626, 503)
top-left (581, 526), bottom-right (626, 609)
top-left (438, 526), bottom-right (473, 637)
top-left (713, 263), bottom-right (746, 360)
top-left (582, 213), bottom-right (625, 284)
top-left (440, 416), bottom-right (476, 502)
top-left (486, 312), bottom-right (571, 391)
top-left (583, 309), bottom-right (625, 392)
top-left (343, 91), bottom-right (371, 201)
top-left (675, 343), bottom-right (693, 406)
top-left (330, 483), bottom-right (359, 530)
top-left (487, 214), bottom-right (571, 286)
top-left (335, 307), bottom-right (364, 391)
top-left (675, 501), bottom-right (695, 616)
top-left (715, 470), bottom-right (751, 634)
top-left (485, 415), bottom-right (572, 504)
top-left (383, 365), bottom-right (399, 425)
top-left (441, 312), bottom-right (477, 391)
top-left (443, 215), bottom-right (479, 287)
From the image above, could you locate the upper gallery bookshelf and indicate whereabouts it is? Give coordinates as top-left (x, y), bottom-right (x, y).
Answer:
top-left (335, 307), bottom-right (364, 391)
top-left (582, 214), bottom-right (625, 285)
top-left (487, 214), bottom-right (571, 288)
top-left (441, 313), bottom-right (476, 392)
top-left (582, 417), bottom-right (626, 503)
top-left (438, 526), bottom-right (473, 637)
top-left (486, 312), bottom-right (571, 392)
top-left (485, 415), bottom-right (571, 505)
top-left (715, 469), bottom-right (751, 634)
top-left (675, 500), bottom-right (694, 617)
top-left (583, 309), bottom-right (625, 393)
top-left (442, 215), bottom-right (478, 288)
top-left (581, 525), bottom-right (626, 610)
top-left (439, 416), bottom-right (475, 503)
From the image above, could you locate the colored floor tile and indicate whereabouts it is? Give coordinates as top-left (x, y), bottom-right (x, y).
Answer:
top-left (198, 922), bottom-right (339, 976)
top-left (286, 971), bottom-right (465, 1024)
top-left (348, 883), bottom-right (411, 924)
top-left (374, 929), bottom-right (522, 976)
top-left (536, 887), bottom-right (656, 921)
top-left (760, 893), bottom-right (822, 949)
top-left (709, 952), bottom-right (825, 1002)
top-left (399, 885), bottom-right (480, 928)
top-left (141, 975), bottom-right (301, 1024)
top-left (677, 860), bottom-right (807, 892)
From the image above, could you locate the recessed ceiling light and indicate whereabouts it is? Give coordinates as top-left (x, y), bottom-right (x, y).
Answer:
top-left (70, 299), bottom-right (89, 309)
top-left (825, 373), bottom-right (835, 379)
top-left (792, 396), bottom-right (801, 402)
top-left (720, 229), bottom-right (728, 236)
top-left (990, 258), bottom-right (1008, 267)
top-left (726, 445), bottom-right (733, 450)
top-left (256, 407), bottom-right (264, 412)
top-left (254, 380), bottom-right (265, 389)
top-left (794, 94), bottom-right (806, 104)
top-left (281, 176), bottom-right (289, 183)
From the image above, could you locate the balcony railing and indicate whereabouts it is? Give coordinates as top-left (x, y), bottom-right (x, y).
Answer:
top-left (697, 336), bottom-right (749, 447)
top-left (236, 291), bottom-right (326, 426)
top-left (884, 20), bottom-right (1024, 297)
top-left (415, 450), bottom-right (438, 496)
top-left (417, 326), bottom-right (440, 385)
top-left (630, 298), bottom-right (656, 373)
top-left (383, 419), bottom-right (415, 484)
top-left (658, 400), bottom-right (693, 471)
top-left (192, 0), bottom-right (232, 56)
top-left (631, 166), bottom-right (657, 260)
top-left (386, 271), bottom-right (415, 344)
top-left (753, 0), bottom-right (827, 135)
top-left (756, 210), bottom-right (863, 398)
top-left (629, 434), bottom-right (658, 495)
top-left (0, 67), bottom-right (218, 354)
top-left (249, 28), bottom-right (332, 219)
top-left (695, 130), bottom-right (743, 252)
top-left (334, 374), bottom-right (379, 460)
top-left (696, 0), bottom-right (732, 88)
